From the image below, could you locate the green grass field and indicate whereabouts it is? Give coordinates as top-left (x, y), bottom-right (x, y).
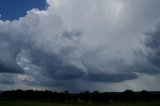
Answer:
top-left (0, 101), bottom-right (160, 106)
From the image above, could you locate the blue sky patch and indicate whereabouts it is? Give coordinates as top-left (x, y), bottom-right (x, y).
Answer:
top-left (0, 0), bottom-right (47, 21)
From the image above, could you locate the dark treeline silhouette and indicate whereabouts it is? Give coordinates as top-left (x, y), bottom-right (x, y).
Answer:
top-left (0, 89), bottom-right (160, 104)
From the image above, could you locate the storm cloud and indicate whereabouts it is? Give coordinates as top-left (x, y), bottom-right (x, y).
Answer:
top-left (0, 0), bottom-right (160, 91)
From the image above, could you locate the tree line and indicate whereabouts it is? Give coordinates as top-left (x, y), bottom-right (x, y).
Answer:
top-left (0, 90), bottom-right (160, 104)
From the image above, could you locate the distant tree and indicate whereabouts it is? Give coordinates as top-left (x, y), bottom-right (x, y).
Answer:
top-left (90, 91), bottom-right (100, 103)
top-left (122, 90), bottom-right (136, 102)
top-left (0, 89), bottom-right (160, 104)
top-left (79, 91), bottom-right (90, 104)
top-left (140, 90), bottom-right (151, 102)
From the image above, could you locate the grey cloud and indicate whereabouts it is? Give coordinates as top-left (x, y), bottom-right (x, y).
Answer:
top-left (62, 30), bottom-right (82, 40)
top-left (145, 25), bottom-right (160, 50)
top-left (0, 13), bottom-right (86, 88)
top-left (0, 33), bottom-right (23, 73)
top-left (87, 72), bottom-right (138, 83)
top-left (0, 73), bottom-right (15, 84)
top-left (144, 24), bottom-right (160, 70)
top-left (21, 48), bottom-right (86, 80)
top-left (0, 65), bottom-right (22, 73)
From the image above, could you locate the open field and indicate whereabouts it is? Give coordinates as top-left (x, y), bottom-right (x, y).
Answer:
top-left (0, 101), bottom-right (160, 106)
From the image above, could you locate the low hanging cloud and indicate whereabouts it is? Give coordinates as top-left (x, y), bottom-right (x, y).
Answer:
top-left (0, 0), bottom-right (160, 91)
top-left (144, 24), bottom-right (160, 71)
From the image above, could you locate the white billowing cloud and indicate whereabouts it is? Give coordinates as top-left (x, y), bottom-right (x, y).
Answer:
top-left (50, 0), bottom-right (67, 8)
top-left (0, 0), bottom-right (160, 91)
top-left (50, 0), bottom-right (157, 74)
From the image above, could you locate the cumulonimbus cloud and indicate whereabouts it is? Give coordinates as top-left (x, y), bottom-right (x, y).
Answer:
top-left (0, 0), bottom-right (160, 91)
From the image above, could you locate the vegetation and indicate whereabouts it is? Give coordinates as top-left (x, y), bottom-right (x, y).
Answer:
top-left (0, 90), bottom-right (160, 106)
top-left (0, 100), bottom-right (160, 106)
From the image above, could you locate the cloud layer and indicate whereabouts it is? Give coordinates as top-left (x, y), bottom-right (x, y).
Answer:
top-left (0, 0), bottom-right (160, 91)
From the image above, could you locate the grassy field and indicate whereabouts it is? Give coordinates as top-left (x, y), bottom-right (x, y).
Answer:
top-left (0, 101), bottom-right (160, 106)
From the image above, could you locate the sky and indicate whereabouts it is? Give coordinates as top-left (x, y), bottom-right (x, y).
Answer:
top-left (0, 0), bottom-right (47, 20)
top-left (0, 0), bottom-right (160, 92)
